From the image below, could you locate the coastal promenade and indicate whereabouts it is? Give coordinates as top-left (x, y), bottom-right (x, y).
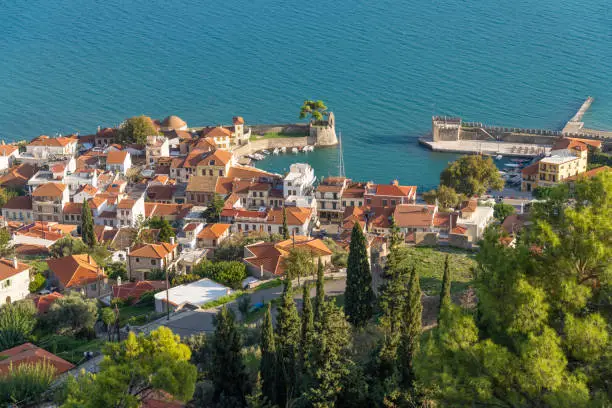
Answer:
top-left (562, 96), bottom-right (593, 134)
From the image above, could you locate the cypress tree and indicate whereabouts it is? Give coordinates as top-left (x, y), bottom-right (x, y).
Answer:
top-left (275, 279), bottom-right (300, 406)
top-left (388, 215), bottom-right (403, 250)
top-left (438, 254), bottom-right (452, 324)
top-left (81, 198), bottom-right (96, 248)
top-left (306, 298), bottom-right (353, 407)
top-left (399, 266), bottom-right (422, 388)
top-left (314, 259), bottom-right (325, 323)
top-left (377, 264), bottom-right (409, 377)
top-left (211, 306), bottom-right (250, 404)
top-left (259, 303), bottom-right (277, 406)
top-left (300, 283), bottom-right (314, 368)
top-left (345, 224), bottom-right (374, 327)
top-left (281, 206), bottom-right (289, 240)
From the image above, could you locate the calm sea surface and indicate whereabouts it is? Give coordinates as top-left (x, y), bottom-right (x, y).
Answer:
top-left (1, 0), bottom-right (611, 190)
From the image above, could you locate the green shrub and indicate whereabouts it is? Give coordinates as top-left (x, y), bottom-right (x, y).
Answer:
top-left (0, 300), bottom-right (37, 351)
top-left (0, 361), bottom-right (56, 404)
top-left (28, 273), bottom-right (46, 293)
top-left (193, 261), bottom-right (247, 289)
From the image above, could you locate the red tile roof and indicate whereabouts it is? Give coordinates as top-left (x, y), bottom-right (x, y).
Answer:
top-left (33, 292), bottom-right (63, 314)
top-left (0, 258), bottom-right (29, 281)
top-left (197, 223), bottom-right (231, 239)
top-left (113, 281), bottom-right (166, 301)
top-left (203, 126), bottom-right (232, 138)
top-left (106, 150), bottom-right (129, 164)
top-left (32, 183), bottom-right (67, 197)
top-left (1, 196), bottom-right (32, 210)
top-left (393, 204), bottom-right (436, 228)
top-left (0, 343), bottom-right (74, 376)
top-left (47, 254), bottom-right (105, 288)
top-left (129, 242), bottom-right (177, 259)
top-left (565, 166), bottom-right (611, 181)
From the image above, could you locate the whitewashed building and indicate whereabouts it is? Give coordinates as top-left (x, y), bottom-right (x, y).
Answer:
top-left (0, 259), bottom-right (31, 306)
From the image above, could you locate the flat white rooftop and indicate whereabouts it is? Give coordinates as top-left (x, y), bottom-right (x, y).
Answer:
top-left (541, 150), bottom-right (579, 165)
top-left (155, 278), bottom-right (231, 308)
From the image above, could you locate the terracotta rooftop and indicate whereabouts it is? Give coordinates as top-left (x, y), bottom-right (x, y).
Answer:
top-left (565, 165), bottom-right (611, 181)
top-left (0, 343), bottom-right (74, 376)
top-left (0, 145), bottom-right (18, 156)
top-left (161, 115), bottom-right (187, 129)
top-left (113, 280), bottom-right (166, 301)
top-left (28, 135), bottom-right (77, 147)
top-left (47, 254), bottom-right (105, 288)
top-left (1, 196), bottom-right (32, 210)
top-left (393, 204), bottom-right (437, 228)
top-left (33, 292), bottom-right (63, 314)
top-left (32, 182), bottom-right (67, 197)
top-left (202, 126), bottom-right (232, 138)
top-left (197, 149), bottom-right (233, 167)
top-left (267, 207), bottom-right (312, 226)
top-left (129, 242), bottom-right (177, 259)
top-left (197, 223), bottom-right (231, 239)
top-left (106, 150), bottom-right (129, 164)
top-left (233, 116), bottom-right (245, 125)
top-left (0, 163), bottom-right (36, 188)
top-left (0, 258), bottom-right (29, 281)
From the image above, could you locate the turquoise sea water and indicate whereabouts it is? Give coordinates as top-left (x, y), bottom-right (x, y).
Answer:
top-left (1, 0), bottom-right (611, 190)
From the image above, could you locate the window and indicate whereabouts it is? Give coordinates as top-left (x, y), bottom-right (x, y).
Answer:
top-left (245, 224), bottom-right (249, 231)
top-left (540, 174), bottom-right (545, 181)
top-left (391, 200), bottom-right (396, 206)
top-left (136, 258), bottom-right (140, 262)
top-left (209, 170), bottom-right (213, 176)
top-left (366, 198), bottom-right (371, 205)
top-left (342, 201), bottom-right (346, 207)
top-left (151, 260), bottom-right (156, 265)
top-left (38, 206), bottom-right (42, 212)
top-left (382, 199), bottom-right (388, 206)
top-left (219, 170), bottom-right (223, 176)
top-left (333, 193), bottom-right (338, 200)
top-left (350, 201), bottom-right (354, 207)
top-left (268, 226), bottom-right (272, 232)
top-left (2, 279), bottom-right (10, 288)
top-left (278, 226), bottom-right (283, 233)
top-left (332, 202), bottom-right (337, 210)
top-left (259, 192), bottom-right (264, 197)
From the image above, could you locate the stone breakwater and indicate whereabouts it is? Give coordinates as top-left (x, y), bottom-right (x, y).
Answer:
top-left (233, 137), bottom-right (309, 157)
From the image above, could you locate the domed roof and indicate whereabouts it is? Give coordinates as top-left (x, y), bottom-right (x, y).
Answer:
top-left (161, 115), bottom-right (187, 129)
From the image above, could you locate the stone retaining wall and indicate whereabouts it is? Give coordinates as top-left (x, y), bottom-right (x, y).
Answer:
top-left (233, 137), bottom-right (309, 157)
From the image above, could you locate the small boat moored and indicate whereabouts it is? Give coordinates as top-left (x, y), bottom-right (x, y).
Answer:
top-left (273, 147), bottom-right (280, 155)
top-left (292, 147), bottom-right (299, 154)
top-left (281, 147), bottom-right (287, 153)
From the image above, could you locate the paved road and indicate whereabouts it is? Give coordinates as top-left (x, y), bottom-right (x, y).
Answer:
top-left (150, 278), bottom-right (346, 338)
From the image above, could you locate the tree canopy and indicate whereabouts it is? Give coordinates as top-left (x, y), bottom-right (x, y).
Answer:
top-left (493, 202), bottom-right (516, 221)
top-left (60, 327), bottom-right (196, 407)
top-left (146, 216), bottom-right (176, 243)
top-left (0, 300), bottom-right (37, 351)
top-left (299, 100), bottom-right (328, 123)
top-left (440, 155), bottom-right (504, 196)
top-left (43, 292), bottom-right (98, 336)
top-left (117, 115), bottom-right (159, 145)
top-left (345, 224), bottom-right (375, 327)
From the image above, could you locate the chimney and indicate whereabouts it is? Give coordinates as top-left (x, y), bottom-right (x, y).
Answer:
top-left (170, 236), bottom-right (175, 245)
top-left (13, 257), bottom-right (18, 269)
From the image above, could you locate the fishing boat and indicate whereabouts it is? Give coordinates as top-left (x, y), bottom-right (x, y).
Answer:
top-left (281, 147), bottom-right (287, 153)
top-left (262, 150), bottom-right (270, 155)
top-left (292, 147), bottom-right (299, 154)
top-left (273, 147), bottom-right (280, 155)
top-left (504, 163), bottom-right (521, 168)
top-left (495, 154), bottom-right (503, 160)
top-left (252, 153), bottom-right (265, 161)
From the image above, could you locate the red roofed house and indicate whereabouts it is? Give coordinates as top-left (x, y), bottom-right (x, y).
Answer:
top-left (201, 126), bottom-right (232, 150)
top-left (32, 182), bottom-right (70, 222)
top-left (1, 196), bottom-right (33, 223)
top-left (112, 280), bottom-right (166, 303)
top-left (197, 223), bottom-right (232, 249)
top-left (26, 135), bottom-right (78, 158)
top-left (244, 236), bottom-right (332, 278)
top-left (0, 258), bottom-right (30, 306)
top-left (231, 207), bottom-right (313, 236)
top-left (47, 254), bottom-right (109, 298)
top-left (128, 242), bottom-right (178, 280)
top-left (0, 163), bottom-right (37, 190)
top-left (364, 180), bottom-right (417, 207)
top-left (106, 150), bottom-right (132, 172)
top-left (0, 144), bottom-right (19, 171)
top-left (0, 343), bottom-right (74, 376)
top-left (146, 135), bottom-right (170, 166)
top-left (178, 222), bottom-right (204, 249)
top-left (33, 292), bottom-right (63, 314)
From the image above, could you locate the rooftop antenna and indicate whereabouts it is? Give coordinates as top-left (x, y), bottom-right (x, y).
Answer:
top-left (337, 130), bottom-right (345, 178)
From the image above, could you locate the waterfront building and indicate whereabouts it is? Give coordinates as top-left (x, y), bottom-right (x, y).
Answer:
top-left (227, 206), bottom-right (314, 236)
top-left (25, 135), bottom-right (78, 160)
top-left (201, 126), bottom-right (232, 150)
top-left (0, 145), bottom-right (19, 171)
top-left (160, 115), bottom-right (188, 132)
top-left (0, 258), bottom-right (31, 306)
top-left (521, 138), bottom-right (591, 192)
top-left (364, 180), bottom-right (417, 206)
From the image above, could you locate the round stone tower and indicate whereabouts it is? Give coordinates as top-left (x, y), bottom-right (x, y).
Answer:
top-left (310, 112), bottom-right (338, 146)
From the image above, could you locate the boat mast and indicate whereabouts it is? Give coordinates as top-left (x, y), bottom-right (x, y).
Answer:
top-left (337, 131), bottom-right (345, 178)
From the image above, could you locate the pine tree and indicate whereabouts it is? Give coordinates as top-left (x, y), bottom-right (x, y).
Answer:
top-left (314, 259), bottom-right (325, 323)
top-left (345, 224), bottom-right (374, 327)
top-left (388, 216), bottom-right (403, 250)
top-left (259, 303), bottom-right (277, 406)
top-left (275, 279), bottom-right (300, 406)
top-left (438, 254), bottom-right (452, 324)
top-left (399, 266), bottom-right (422, 388)
top-left (300, 283), bottom-right (314, 368)
top-left (281, 206), bottom-right (289, 240)
top-left (306, 298), bottom-right (353, 407)
top-left (211, 306), bottom-right (250, 404)
top-left (81, 198), bottom-right (96, 248)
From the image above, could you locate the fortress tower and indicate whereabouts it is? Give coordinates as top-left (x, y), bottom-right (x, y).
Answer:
top-left (310, 112), bottom-right (338, 146)
top-left (432, 116), bottom-right (461, 142)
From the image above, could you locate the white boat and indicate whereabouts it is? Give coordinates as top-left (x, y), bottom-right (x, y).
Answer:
top-left (495, 154), bottom-right (503, 160)
top-left (251, 153), bottom-right (265, 161)
top-left (301, 146), bottom-right (309, 152)
top-left (262, 150), bottom-right (270, 155)
top-left (273, 148), bottom-right (280, 155)
top-left (281, 147), bottom-right (287, 153)
top-left (304, 145), bottom-right (314, 152)
top-left (292, 147), bottom-right (299, 154)
top-left (504, 163), bottom-right (521, 168)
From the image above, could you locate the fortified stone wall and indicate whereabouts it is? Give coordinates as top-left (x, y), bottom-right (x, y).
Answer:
top-left (310, 112), bottom-right (338, 146)
top-left (232, 137), bottom-right (309, 157)
top-left (250, 123), bottom-right (309, 135)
